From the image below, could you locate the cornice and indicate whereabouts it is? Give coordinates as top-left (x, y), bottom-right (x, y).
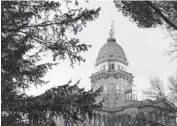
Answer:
top-left (90, 70), bottom-right (134, 82)
top-left (95, 56), bottom-right (128, 66)
top-left (99, 102), bottom-right (139, 113)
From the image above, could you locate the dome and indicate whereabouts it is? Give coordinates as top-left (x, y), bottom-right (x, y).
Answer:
top-left (96, 38), bottom-right (128, 65)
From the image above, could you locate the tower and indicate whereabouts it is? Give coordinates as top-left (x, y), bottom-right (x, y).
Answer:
top-left (90, 22), bottom-right (136, 108)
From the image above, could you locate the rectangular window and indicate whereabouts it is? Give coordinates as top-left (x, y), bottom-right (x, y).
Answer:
top-left (112, 64), bottom-right (115, 70)
top-left (127, 93), bottom-right (129, 100)
top-left (109, 64), bottom-right (112, 71)
top-left (109, 63), bottom-right (115, 71)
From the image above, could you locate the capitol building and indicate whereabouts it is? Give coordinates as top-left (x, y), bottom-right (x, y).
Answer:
top-left (56, 24), bottom-right (177, 126)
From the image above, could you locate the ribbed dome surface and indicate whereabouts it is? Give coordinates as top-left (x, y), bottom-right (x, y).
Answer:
top-left (96, 39), bottom-right (127, 64)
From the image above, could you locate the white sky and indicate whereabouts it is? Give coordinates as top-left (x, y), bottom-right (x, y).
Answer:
top-left (26, 1), bottom-right (177, 100)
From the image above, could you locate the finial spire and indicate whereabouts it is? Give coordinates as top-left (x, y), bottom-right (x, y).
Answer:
top-left (109, 20), bottom-right (115, 39)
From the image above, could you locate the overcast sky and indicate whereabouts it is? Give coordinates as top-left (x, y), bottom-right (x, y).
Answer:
top-left (27, 1), bottom-right (177, 100)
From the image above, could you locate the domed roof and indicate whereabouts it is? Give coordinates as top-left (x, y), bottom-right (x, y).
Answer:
top-left (96, 38), bottom-right (128, 65)
top-left (96, 22), bottom-right (128, 65)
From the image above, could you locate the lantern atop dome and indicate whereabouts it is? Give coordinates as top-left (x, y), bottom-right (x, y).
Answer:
top-left (109, 20), bottom-right (115, 39)
top-left (108, 20), bottom-right (116, 42)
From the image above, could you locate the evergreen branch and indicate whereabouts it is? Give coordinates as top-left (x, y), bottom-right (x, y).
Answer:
top-left (145, 1), bottom-right (177, 30)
